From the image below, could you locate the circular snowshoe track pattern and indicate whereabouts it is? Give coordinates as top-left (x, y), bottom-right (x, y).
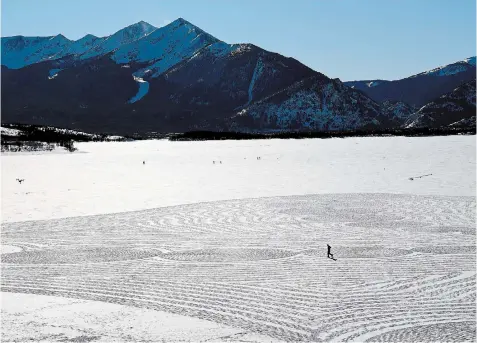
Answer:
top-left (2, 193), bottom-right (476, 342)
top-left (1, 247), bottom-right (162, 264)
top-left (365, 321), bottom-right (475, 342)
top-left (159, 248), bottom-right (299, 263)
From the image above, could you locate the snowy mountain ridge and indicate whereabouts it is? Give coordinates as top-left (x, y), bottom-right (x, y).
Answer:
top-left (346, 57), bottom-right (476, 87)
top-left (1, 18), bottom-right (239, 75)
top-left (1, 20), bottom-right (162, 69)
top-left (411, 56), bottom-right (476, 78)
top-left (115, 18), bottom-right (221, 79)
top-left (78, 21), bottom-right (158, 61)
top-left (344, 57), bottom-right (476, 107)
top-left (1, 34), bottom-right (72, 69)
top-left (1, 18), bottom-right (475, 134)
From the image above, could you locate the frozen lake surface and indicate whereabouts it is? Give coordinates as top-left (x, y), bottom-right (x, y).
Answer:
top-left (1, 136), bottom-right (475, 222)
top-left (1, 136), bottom-right (476, 342)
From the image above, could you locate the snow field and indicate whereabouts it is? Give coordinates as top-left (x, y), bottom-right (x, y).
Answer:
top-left (2, 292), bottom-right (280, 342)
top-left (1, 136), bottom-right (474, 223)
top-left (1, 193), bottom-right (475, 341)
top-left (1, 136), bottom-right (475, 342)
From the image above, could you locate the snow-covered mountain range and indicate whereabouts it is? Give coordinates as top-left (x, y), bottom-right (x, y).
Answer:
top-left (345, 57), bottom-right (476, 107)
top-left (1, 21), bottom-right (157, 69)
top-left (1, 19), bottom-right (475, 134)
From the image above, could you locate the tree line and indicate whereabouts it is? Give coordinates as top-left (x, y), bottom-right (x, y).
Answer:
top-left (168, 126), bottom-right (476, 141)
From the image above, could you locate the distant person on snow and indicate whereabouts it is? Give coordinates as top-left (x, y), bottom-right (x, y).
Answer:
top-left (327, 244), bottom-right (334, 259)
top-left (143, 161), bottom-right (145, 165)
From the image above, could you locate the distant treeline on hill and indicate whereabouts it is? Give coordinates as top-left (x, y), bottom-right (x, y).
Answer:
top-left (1, 123), bottom-right (134, 152)
top-left (1, 124), bottom-right (131, 143)
top-left (168, 127), bottom-right (476, 141)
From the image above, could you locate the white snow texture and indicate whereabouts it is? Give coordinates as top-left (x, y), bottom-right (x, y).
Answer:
top-left (1, 137), bottom-right (475, 342)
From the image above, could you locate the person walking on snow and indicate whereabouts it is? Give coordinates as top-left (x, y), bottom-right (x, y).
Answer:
top-left (327, 244), bottom-right (334, 259)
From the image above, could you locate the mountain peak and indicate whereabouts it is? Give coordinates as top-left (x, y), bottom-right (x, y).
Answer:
top-left (124, 20), bottom-right (157, 33)
top-left (51, 34), bottom-right (70, 42)
top-left (115, 20), bottom-right (157, 40)
top-left (82, 34), bottom-right (98, 40)
top-left (166, 17), bottom-right (199, 30)
top-left (173, 17), bottom-right (187, 24)
top-left (77, 20), bottom-right (157, 60)
top-left (110, 16), bottom-right (221, 75)
top-left (464, 56), bottom-right (476, 66)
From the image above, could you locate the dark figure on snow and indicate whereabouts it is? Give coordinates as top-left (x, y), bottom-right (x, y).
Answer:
top-left (16, 178), bottom-right (24, 184)
top-left (143, 161), bottom-right (145, 165)
top-left (327, 244), bottom-right (334, 259)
